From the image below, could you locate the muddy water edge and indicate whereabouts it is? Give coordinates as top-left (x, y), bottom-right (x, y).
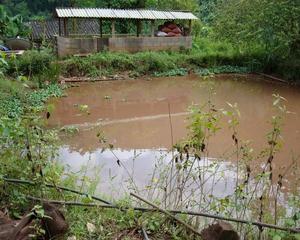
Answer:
top-left (47, 74), bottom-right (300, 200)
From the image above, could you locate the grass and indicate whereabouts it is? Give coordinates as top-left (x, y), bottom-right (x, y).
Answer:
top-left (58, 37), bottom-right (299, 82)
top-left (59, 38), bottom-right (267, 79)
top-left (63, 204), bottom-right (181, 239)
top-left (4, 38), bottom-right (298, 82)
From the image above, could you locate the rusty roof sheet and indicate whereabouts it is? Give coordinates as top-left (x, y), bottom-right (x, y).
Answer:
top-left (56, 8), bottom-right (198, 20)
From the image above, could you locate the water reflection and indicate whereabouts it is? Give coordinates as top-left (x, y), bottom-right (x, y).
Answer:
top-left (48, 74), bottom-right (300, 196)
top-left (59, 147), bottom-right (237, 199)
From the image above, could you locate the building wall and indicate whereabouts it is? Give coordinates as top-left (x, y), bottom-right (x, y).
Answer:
top-left (57, 36), bottom-right (100, 57)
top-left (108, 37), bottom-right (192, 52)
top-left (57, 36), bottom-right (192, 57)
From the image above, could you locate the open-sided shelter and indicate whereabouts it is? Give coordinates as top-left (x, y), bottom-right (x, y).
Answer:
top-left (55, 8), bottom-right (198, 57)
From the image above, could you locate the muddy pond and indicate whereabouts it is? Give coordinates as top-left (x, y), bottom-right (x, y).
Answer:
top-left (47, 74), bottom-right (300, 199)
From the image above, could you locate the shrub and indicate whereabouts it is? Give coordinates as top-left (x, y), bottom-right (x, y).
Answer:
top-left (267, 57), bottom-right (300, 83)
top-left (8, 49), bottom-right (54, 76)
top-left (91, 52), bottom-right (135, 71)
top-left (59, 37), bottom-right (299, 82)
top-left (61, 57), bottom-right (92, 77)
top-left (133, 51), bottom-right (177, 73)
top-left (31, 62), bottom-right (61, 86)
top-left (0, 52), bottom-right (8, 76)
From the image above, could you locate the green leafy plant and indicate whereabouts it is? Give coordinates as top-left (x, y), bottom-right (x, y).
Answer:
top-left (0, 52), bottom-right (8, 76)
top-left (0, 5), bottom-right (29, 38)
top-left (153, 68), bottom-right (188, 77)
top-left (8, 49), bottom-right (54, 76)
top-left (196, 65), bottom-right (250, 76)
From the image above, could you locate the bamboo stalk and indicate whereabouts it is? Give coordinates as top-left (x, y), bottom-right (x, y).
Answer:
top-left (130, 192), bottom-right (202, 237)
top-left (27, 196), bottom-right (300, 233)
top-left (141, 228), bottom-right (150, 240)
top-left (256, 72), bottom-right (287, 83)
top-left (3, 177), bottom-right (111, 205)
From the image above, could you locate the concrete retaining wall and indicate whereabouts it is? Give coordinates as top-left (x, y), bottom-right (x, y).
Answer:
top-left (57, 36), bottom-right (105, 57)
top-left (108, 36), bottom-right (192, 52)
top-left (57, 36), bottom-right (192, 57)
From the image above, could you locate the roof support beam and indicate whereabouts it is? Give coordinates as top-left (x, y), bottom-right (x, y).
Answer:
top-left (151, 20), bottom-right (155, 37)
top-left (58, 18), bottom-right (62, 36)
top-left (99, 19), bottom-right (102, 37)
top-left (71, 18), bottom-right (77, 34)
top-left (137, 20), bottom-right (142, 37)
top-left (188, 20), bottom-right (192, 36)
top-left (111, 19), bottom-right (115, 38)
top-left (63, 18), bottom-right (68, 36)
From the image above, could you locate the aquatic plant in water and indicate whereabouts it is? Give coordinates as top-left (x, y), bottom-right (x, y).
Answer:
top-left (196, 65), bottom-right (251, 76)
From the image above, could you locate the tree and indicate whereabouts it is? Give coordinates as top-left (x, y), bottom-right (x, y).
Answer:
top-left (0, 5), bottom-right (29, 38)
top-left (213, 0), bottom-right (300, 59)
top-left (198, 0), bottom-right (218, 23)
top-left (2, 0), bottom-right (69, 20)
top-left (146, 0), bottom-right (198, 11)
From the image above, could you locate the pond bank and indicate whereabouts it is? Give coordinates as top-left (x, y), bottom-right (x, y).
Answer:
top-left (59, 72), bottom-right (289, 86)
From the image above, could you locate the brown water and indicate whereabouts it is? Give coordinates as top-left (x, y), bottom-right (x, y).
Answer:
top-left (47, 74), bottom-right (300, 197)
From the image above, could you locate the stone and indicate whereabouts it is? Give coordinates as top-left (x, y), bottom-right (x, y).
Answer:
top-left (200, 221), bottom-right (240, 240)
top-left (0, 203), bottom-right (68, 240)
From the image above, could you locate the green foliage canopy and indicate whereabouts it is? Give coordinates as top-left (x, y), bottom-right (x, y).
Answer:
top-left (213, 0), bottom-right (300, 59)
top-left (0, 5), bottom-right (29, 38)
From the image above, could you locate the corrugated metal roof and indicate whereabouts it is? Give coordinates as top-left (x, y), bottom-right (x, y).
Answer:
top-left (56, 8), bottom-right (198, 20)
top-left (95, 9), bottom-right (115, 18)
top-left (170, 11), bottom-right (198, 20)
top-left (113, 9), bottom-right (130, 19)
top-left (148, 10), bottom-right (169, 20)
top-left (138, 10), bottom-right (155, 19)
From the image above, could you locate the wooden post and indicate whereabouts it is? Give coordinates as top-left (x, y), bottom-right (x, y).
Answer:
top-left (99, 19), bottom-right (102, 37)
top-left (111, 19), bottom-right (115, 38)
top-left (72, 18), bottom-right (75, 34)
top-left (137, 20), bottom-right (142, 37)
top-left (151, 20), bottom-right (155, 37)
top-left (74, 18), bottom-right (78, 34)
top-left (58, 18), bottom-right (62, 36)
top-left (188, 20), bottom-right (192, 36)
top-left (63, 18), bottom-right (68, 36)
top-left (42, 19), bottom-right (46, 43)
